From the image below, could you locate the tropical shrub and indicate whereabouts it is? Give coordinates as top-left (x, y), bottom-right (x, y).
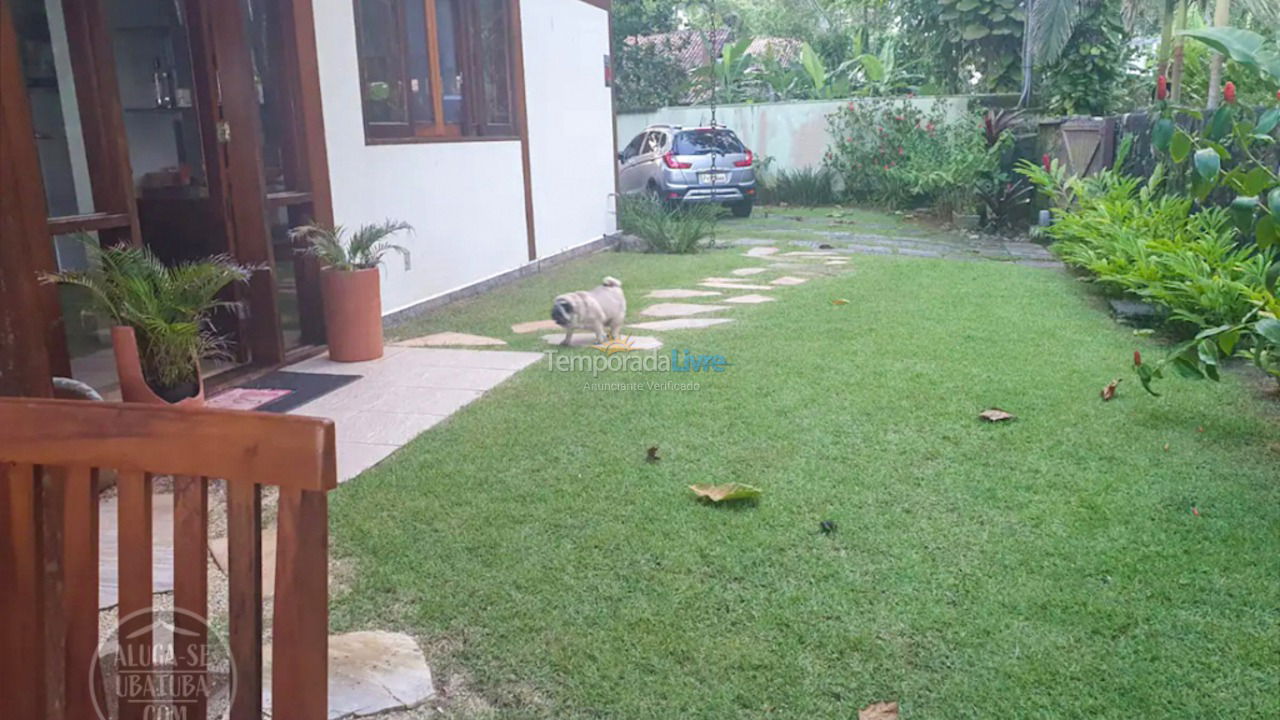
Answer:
top-left (618, 195), bottom-right (719, 254)
top-left (1038, 0), bottom-right (1135, 116)
top-left (41, 237), bottom-right (256, 394)
top-left (290, 220), bottom-right (413, 272)
top-left (759, 166), bottom-right (838, 207)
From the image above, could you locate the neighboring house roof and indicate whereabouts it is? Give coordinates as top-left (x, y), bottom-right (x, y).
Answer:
top-left (626, 30), bottom-right (802, 74)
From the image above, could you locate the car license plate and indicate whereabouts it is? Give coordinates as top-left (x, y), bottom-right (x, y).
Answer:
top-left (701, 172), bottom-right (729, 185)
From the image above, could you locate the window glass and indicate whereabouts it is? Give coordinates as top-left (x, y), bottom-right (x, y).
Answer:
top-left (436, 0), bottom-right (463, 126)
top-left (403, 0), bottom-right (435, 126)
top-left (12, 0), bottom-right (95, 216)
top-left (622, 133), bottom-right (645, 160)
top-left (473, 0), bottom-right (511, 128)
top-left (641, 132), bottom-right (662, 155)
top-left (356, 0), bottom-right (408, 127)
top-left (673, 129), bottom-right (745, 155)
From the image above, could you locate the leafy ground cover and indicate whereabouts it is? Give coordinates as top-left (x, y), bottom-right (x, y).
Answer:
top-left (333, 210), bottom-right (1279, 719)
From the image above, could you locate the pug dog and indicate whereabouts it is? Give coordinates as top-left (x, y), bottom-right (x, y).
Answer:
top-left (551, 276), bottom-right (626, 346)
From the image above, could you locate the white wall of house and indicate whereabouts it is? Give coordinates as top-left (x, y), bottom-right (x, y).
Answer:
top-left (312, 0), bottom-right (617, 318)
top-left (617, 97), bottom-right (975, 173)
top-left (521, 0), bottom-right (617, 257)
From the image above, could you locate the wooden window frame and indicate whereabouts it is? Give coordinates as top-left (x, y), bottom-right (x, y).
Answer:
top-left (352, 0), bottom-right (520, 145)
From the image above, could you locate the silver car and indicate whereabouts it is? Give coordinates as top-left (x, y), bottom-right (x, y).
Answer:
top-left (617, 125), bottom-right (757, 217)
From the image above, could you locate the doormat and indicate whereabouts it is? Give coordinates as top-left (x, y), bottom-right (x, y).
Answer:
top-left (207, 371), bottom-right (359, 414)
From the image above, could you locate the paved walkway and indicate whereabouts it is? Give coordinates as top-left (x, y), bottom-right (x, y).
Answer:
top-left (284, 346), bottom-right (543, 481)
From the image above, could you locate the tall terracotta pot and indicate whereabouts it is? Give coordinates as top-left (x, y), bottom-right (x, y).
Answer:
top-left (111, 326), bottom-right (205, 407)
top-left (320, 267), bottom-right (384, 362)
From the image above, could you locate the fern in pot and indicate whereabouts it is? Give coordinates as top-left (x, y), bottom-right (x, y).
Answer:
top-left (41, 237), bottom-right (256, 405)
top-left (288, 220), bottom-right (412, 362)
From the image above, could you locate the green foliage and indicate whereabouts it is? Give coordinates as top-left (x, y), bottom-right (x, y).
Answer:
top-left (1018, 157), bottom-right (1280, 389)
top-left (40, 237), bottom-right (255, 392)
top-left (615, 39), bottom-right (689, 112)
top-left (290, 220), bottom-right (413, 272)
top-left (825, 100), bottom-right (1004, 216)
top-left (906, 0), bottom-right (1026, 92)
top-left (618, 195), bottom-right (720, 254)
top-left (1180, 26), bottom-right (1280, 85)
top-left (1039, 0), bottom-right (1135, 116)
top-left (759, 166), bottom-right (838, 206)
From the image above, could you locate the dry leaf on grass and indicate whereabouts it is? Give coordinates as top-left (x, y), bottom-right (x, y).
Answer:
top-left (978, 408), bottom-right (1015, 422)
top-left (689, 483), bottom-right (762, 502)
top-left (831, 298), bottom-right (850, 305)
top-left (646, 446), bottom-right (661, 463)
top-left (1101, 378), bottom-right (1121, 401)
top-left (859, 701), bottom-right (899, 720)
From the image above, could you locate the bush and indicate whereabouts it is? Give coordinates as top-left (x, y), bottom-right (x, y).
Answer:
top-left (759, 166), bottom-right (837, 206)
top-left (618, 195), bottom-right (719, 254)
top-left (824, 100), bottom-right (1002, 216)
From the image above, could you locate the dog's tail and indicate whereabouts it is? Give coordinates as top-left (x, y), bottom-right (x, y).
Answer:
top-left (602, 276), bottom-right (622, 288)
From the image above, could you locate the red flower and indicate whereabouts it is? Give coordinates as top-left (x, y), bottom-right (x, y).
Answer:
top-left (895, 115), bottom-right (904, 121)
top-left (1276, 89), bottom-right (1280, 101)
top-left (1042, 154), bottom-right (1052, 173)
top-left (1223, 81), bottom-right (1237, 104)
top-left (898, 147), bottom-right (904, 155)
top-left (1156, 75), bottom-right (1168, 100)
top-left (1133, 350), bottom-right (1142, 367)
top-left (926, 123), bottom-right (935, 132)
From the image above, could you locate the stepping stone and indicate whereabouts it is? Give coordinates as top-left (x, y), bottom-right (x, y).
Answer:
top-left (779, 250), bottom-right (839, 257)
top-left (701, 282), bottom-right (773, 290)
top-left (395, 331), bottom-right (506, 347)
top-left (731, 268), bottom-right (768, 276)
top-left (647, 289), bottom-right (723, 299)
top-left (262, 631), bottom-right (435, 719)
top-left (702, 277), bottom-right (754, 283)
top-left (629, 318), bottom-right (734, 331)
top-left (641, 303), bottom-right (730, 318)
top-left (99, 492), bottom-right (174, 610)
top-left (825, 260), bottom-right (849, 265)
top-left (511, 319), bottom-right (561, 334)
top-left (542, 333), bottom-right (663, 350)
top-left (723, 294), bottom-right (775, 304)
top-left (770, 276), bottom-right (809, 286)
top-left (743, 247), bottom-right (779, 257)
top-left (209, 529), bottom-right (278, 599)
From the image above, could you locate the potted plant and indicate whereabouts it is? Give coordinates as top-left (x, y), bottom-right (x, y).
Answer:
top-left (41, 237), bottom-right (256, 406)
top-left (289, 220), bottom-right (412, 362)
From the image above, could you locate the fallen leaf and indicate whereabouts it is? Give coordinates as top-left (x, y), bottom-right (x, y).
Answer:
top-left (819, 520), bottom-right (837, 534)
top-left (859, 701), bottom-right (899, 720)
top-left (1197, 426), bottom-right (1205, 433)
top-left (646, 446), bottom-right (661, 463)
top-left (1163, 443), bottom-right (1170, 451)
top-left (1191, 506), bottom-right (1200, 517)
top-left (831, 298), bottom-right (850, 305)
top-left (689, 483), bottom-right (762, 502)
top-left (818, 243), bottom-right (834, 249)
top-left (979, 408), bottom-right (1015, 422)
top-left (1101, 378), bottom-right (1121, 401)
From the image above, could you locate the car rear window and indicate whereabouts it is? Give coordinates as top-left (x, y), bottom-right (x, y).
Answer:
top-left (672, 129), bottom-right (745, 155)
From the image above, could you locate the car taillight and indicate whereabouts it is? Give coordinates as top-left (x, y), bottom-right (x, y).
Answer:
top-left (663, 151), bottom-right (692, 169)
top-left (734, 150), bottom-right (754, 168)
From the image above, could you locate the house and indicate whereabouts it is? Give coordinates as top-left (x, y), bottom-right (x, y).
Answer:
top-left (0, 0), bottom-right (616, 398)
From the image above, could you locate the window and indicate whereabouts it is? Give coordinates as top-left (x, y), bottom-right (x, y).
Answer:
top-left (353, 0), bottom-right (517, 142)
top-left (641, 131), bottom-right (665, 156)
top-left (621, 133), bottom-right (645, 162)
top-left (672, 129), bottom-right (745, 155)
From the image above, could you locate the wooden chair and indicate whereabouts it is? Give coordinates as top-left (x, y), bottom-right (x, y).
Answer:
top-left (0, 398), bottom-right (336, 720)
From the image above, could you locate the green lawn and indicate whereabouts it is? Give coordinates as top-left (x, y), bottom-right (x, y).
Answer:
top-left (331, 212), bottom-right (1279, 718)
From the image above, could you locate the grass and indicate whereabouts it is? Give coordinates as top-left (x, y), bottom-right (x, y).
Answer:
top-left (332, 211), bottom-right (1279, 718)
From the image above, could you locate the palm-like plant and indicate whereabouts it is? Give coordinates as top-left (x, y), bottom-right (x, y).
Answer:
top-left (289, 220), bottom-right (413, 272)
top-left (40, 237), bottom-right (256, 392)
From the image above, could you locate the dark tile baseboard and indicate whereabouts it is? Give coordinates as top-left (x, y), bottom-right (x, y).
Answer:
top-left (381, 233), bottom-right (621, 329)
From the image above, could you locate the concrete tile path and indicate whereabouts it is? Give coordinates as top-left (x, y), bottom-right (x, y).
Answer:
top-left (286, 346), bottom-right (543, 481)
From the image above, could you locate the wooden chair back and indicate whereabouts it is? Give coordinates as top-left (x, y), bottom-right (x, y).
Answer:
top-left (0, 398), bottom-right (336, 720)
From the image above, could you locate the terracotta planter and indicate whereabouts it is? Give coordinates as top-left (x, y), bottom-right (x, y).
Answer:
top-left (320, 267), bottom-right (384, 362)
top-left (111, 326), bottom-right (205, 407)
